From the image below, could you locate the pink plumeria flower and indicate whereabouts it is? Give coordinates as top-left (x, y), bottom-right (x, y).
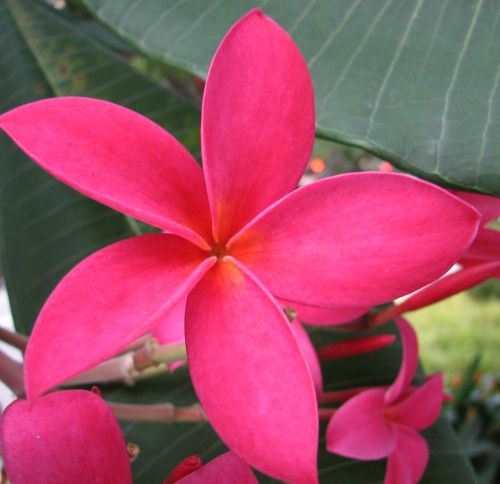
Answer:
top-left (0, 390), bottom-right (131, 483)
top-left (168, 451), bottom-right (257, 484)
top-left (327, 318), bottom-right (444, 484)
top-left (0, 9), bottom-right (480, 483)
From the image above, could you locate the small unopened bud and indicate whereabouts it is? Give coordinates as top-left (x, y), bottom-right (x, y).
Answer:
top-left (284, 306), bottom-right (297, 322)
top-left (90, 386), bottom-right (104, 398)
top-left (317, 334), bottom-right (396, 360)
top-left (163, 455), bottom-right (203, 483)
top-left (127, 442), bottom-right (140, 463)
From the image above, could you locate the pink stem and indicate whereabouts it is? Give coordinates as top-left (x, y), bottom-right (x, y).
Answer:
top-left (0, 327), bottom-right (28, 352)
top-left (108, 401), bottom-right (206, 423)
top-left (0, 349), bottom-right (24, 396)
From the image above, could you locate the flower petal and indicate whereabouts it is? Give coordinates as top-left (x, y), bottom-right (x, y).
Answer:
top-left (25, 234), bottom-right (215, 399)
top-left (385, 318), bottom-right (419, 405)
top-left (280, 299), bottom-right (369, 326)
top-left (0, 97), bottom-right (212, 248)
top-left (228, 173), bottom-right (479, 307)
top-left (462, 227), bottom-right (500, 262)
top-left (185, 259), bottom-right (318, 484)
top-left (0, 390), bottom-right (131, 483)
top-left (378, 260), bottom-right (500, 324)
top-left (152, 296), bottom-right (186, 345)
top-left (451, 190), bottom-right (500, 223)
top-left (151, 297), bottom-right (187, 373)
top-left (326, 388), bottom-right (396, 460)
top-left (229, 173), bottom-right (480, 308)
top-left (177, 451), bottom-right (257, 484)
top-left (290, 321), bottom-right (323, 395)
top-left (385, 427), bottom-right (429, 484)
top-left (391, 374), bottom-right (443, 431)
top-left (202, 9), bottom-right (314, 243)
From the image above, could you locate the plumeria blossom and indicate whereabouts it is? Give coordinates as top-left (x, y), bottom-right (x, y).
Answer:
top-left (0, 9), bottom-right (481, 483)
top-left (0, 390), bottom-right (132, 483)
top-left (327, 318), bottom-right (444, 484)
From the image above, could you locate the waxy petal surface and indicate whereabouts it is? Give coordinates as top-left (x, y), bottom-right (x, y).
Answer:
top-left (202, 9), bottom-right (314, 242)
top-left (25, 234), bottom-right (215, 399)
top-left (280, 299), bottom-right (369, 326)
top-left (385, 428), bottom-right (429, 484)
top-left (385, 318), bottom-right (419, 405)
top-left (392, 374), bottom-right (443, 430)
top-left (326, 389), bottom-right (396, 460)
top-left (230, 173), bottom-right (480, 308)
top-left (0, 97), bottom-right (211, 247)
top-left (177, 451), bottom-right (257, 484)
top-left (185, 260), bottom-right (318, 484)
top-left (0, 390), bottom-right (131, 483)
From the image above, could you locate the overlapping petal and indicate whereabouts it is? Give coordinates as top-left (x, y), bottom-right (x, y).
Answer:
top-left (185, 259), bottom-right (318, 484)
top-left (230, 173), bottom-right (480, 308)
top-left (290, 321), bottom-right (323, 395)
top-left (392, 374), bottom-right (443, 430)
top-left (152, 296), bottom-right (186, 345)
top-left (25, 234), bottom-right (215, 399)
top-left (280, 299), bottom-right (369, 326)
top-left (0, 97), bottom-right (212, 248)
top-left (0, 390), bottom-right (131, 483)
top-left (326, 389), bottom-right (396, 460)
top-left (382, 261), bottom-right (500, 322)
top-left (385, 318), bottom-right (419, 404)
top-left (202, 9), bottom-right (314, 242)
top-left (177, 451), bottom-right (257, 483)
top-left (462, 228), bottom-right (500, 262)
top-left (385, 428), bottom-right (429, 484)
top-left (451, 191), bottom-right (500, 223)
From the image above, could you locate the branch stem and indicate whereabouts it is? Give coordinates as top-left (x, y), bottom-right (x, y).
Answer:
top-left (0, 349), bottom-right (24, 396)
top-left (108, 401), bottom-right (205, 423)
top-left (0, 327), bottom-right (28, 351)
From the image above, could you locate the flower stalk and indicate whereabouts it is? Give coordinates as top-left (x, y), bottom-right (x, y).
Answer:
top-left (0, 349), bottom-right (24, 396)
top-left (0, 327), bottom-right (28, 351)
top-left (108, 401), bottom-right (205, 423)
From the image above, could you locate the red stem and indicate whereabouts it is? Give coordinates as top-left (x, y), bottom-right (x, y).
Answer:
top-left (0, 349), bottom-right (24, 396)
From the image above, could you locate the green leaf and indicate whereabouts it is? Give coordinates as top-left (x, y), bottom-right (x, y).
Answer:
top-left (83, 0), bottom-right (500, 195)
top-left (0, 0), bottom-right (200, 334)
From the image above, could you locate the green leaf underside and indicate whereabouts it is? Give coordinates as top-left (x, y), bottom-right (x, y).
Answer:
top-left (0, 2), bottom-right (477, 482)
top-left (84, 0), bottom-right (500, 196)
top-left (0, 0), bottom-right (200, 334)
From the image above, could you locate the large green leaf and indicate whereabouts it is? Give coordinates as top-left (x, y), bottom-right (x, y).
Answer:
top-left (83, 0), bottom-right (500, 195)
top-left (0, 2), bottom-right (477, 482)
top-left (0, 0), bottom-right (200, 334)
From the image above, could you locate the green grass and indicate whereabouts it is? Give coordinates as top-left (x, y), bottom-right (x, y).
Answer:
top-left (406, 289), bottom-right (500, 381)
